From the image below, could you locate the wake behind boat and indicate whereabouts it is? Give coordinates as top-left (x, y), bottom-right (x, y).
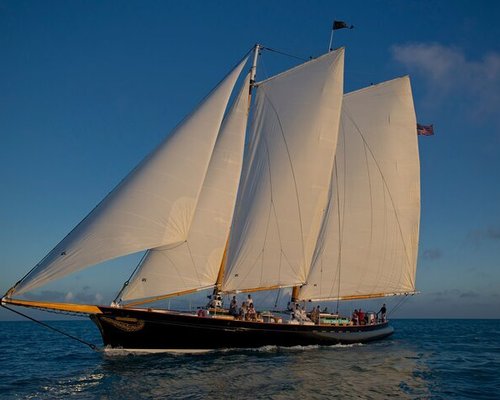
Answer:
top-left (2, 41), bottom-right (420, 352)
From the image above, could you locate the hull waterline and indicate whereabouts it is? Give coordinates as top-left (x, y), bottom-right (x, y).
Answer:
top-left (91, 306), bottom-right (394, 352)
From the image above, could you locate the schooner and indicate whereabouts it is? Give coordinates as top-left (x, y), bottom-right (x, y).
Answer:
top-left (2, 44), bottom-right (420, 352)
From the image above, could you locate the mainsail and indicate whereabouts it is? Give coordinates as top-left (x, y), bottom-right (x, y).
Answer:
top-left (222, 49), bottom-right (345, 293)
top-left (12, 58), bottom-right (248, 296)
top-left (120, 75), bottom-right (250, 303)
top-left (299, 77), bottom-right (420, 301)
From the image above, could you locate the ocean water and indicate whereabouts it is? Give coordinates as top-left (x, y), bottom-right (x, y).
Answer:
top-left (0, 319), bottom-right (498, 399)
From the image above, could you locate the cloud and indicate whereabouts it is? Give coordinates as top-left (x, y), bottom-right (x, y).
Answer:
top-left (25, 289), bottom-right (104, 304)
top-left (25, 290), bottom-right (68, 302)
top-left (392, 43), bottom-right (500, 121)
top-left (430, 289), bottom-right (481, 300)
top-left (459, 291), bottom-right (479, 298)
top-left (422, 248), bottom-right (442, 260)
top-left (467, 225), bottom-right (500, 247)
top-left (485, 227), bottom-right (500, 239)
top-left (430, 289), bottom-right (460, 298)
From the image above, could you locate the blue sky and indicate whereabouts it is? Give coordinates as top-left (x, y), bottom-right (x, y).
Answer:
top-left (1, 0), bottom-right (499, 320)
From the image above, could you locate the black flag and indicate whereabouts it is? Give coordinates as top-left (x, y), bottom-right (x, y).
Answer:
top-left (333, 20), bottom-right (353, 30)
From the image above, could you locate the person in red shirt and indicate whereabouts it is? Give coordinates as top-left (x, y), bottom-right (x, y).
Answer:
top-left (358, 309), bottom-right (365, 325)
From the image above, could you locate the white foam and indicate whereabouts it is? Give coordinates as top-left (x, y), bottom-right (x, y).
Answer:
top-left (102, 346), bottom-right (213, 355)
top-left (100, 341), bottom-right (364, 356)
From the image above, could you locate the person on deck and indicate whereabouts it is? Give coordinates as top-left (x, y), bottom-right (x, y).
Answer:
top-left (238, 302), bottom-right (247, 320)
top-left (358, 309), bottom-right (365, 325)
top-left (246, 294), bottom-right (253, 308)
top-left (294, 303), bottom-right (308, 322)
top-left (310, 305), bottom-right (320, 324)
top-left (246, 303), bottom-right (257, 321)
top-left (229, 296), bottom-right (238, 316)
top-left (378, 303), bottom-right (387, 322)
top-left (352, 309), bottom-right (359, 325)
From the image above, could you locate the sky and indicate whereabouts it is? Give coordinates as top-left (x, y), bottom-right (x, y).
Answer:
top-left (1, 0), bottom-right (499, 320)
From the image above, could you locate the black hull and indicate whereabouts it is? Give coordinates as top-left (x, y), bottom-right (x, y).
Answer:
top-left (91, 307), bottom-right (394, 352)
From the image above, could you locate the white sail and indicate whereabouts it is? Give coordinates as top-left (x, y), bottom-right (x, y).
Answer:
top-left (13, 59), bottom-right (248, 296)
top-left (120, 75), bottom-right (250, 302)
top-left (222, 49), bottom-right (345, 293)
top-left (299, 77), bottom-right (420, 301)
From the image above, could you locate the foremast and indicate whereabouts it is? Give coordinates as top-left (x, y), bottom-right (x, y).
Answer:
top-left (209, 44), bottom-right (261, 307)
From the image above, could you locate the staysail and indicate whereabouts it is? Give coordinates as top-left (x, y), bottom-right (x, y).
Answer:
top-left (120, 75), bottom-right (250, 303)
top-left (299, 77), bottom-right (420, 301)
top-left (12, 58), bottom-right (248, 296)
top-left (222, 49), bottom-right (345, 293)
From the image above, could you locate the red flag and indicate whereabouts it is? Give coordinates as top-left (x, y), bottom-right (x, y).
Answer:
top-left (417, 123), bottom-right (434, 136)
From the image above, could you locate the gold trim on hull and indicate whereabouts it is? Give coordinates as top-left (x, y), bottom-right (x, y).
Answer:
top-left (1, 297), bottom-right (102, 314)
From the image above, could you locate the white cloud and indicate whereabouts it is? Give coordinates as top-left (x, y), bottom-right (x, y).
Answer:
top-left (392, 43), bottom-right (500, 121)
top-left (25, 288), bottom-right (106, 304)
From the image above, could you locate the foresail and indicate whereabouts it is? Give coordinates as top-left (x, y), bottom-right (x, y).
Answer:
top-left (299, 77), bottom-right (420, 301)
top-left (120, 75), bottom-right (250, 303)
top-left (12, 58), bottom-right (248, 296)
top-left (222, 49), bottom-right (344, 293)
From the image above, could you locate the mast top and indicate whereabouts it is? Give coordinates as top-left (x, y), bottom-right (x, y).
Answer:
top-left (249, 44), bottom-right (261, 88)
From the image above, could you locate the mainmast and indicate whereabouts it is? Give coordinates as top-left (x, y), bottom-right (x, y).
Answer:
top-left (249, 43), bottom-right (260, 93)
top-left (209, 44), bottom-right (261, 307)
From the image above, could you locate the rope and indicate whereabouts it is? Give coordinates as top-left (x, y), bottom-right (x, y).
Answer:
top-left (387, 294), bottom-right (410, 317)
top-left (261, 46), bottom-right (310, 62)
top-left (1, 304), bottom-right (99, 351)
top-left (113, 250), bottom-right (149, 303)
top-left (274, 288), bottom-right (281, 309)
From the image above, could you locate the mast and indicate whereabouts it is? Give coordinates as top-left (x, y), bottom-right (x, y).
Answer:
top-left (209, 44), bottom-right (261, 306)
top-left (249, 44), bottom-right (260, 92)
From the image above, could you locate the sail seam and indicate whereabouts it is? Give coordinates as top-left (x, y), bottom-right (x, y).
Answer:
top-left (334, 152), bottom-right (343, 306)
top-left (232, 133), bottom-right (276, 289)
top-left (343, 110), bottom-right (414, 283)
top-left (262, 134), bottom-right (276, 285)
top-left (260, 87), bottom-right (306, 281)
top-left (185, 241), bottom-right (203, 286)
top-left (362, 123), bottom-right (375, 261)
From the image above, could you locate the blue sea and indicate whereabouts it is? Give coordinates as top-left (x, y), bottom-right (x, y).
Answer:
top-left (0, 319), bottom-right (499, 399)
